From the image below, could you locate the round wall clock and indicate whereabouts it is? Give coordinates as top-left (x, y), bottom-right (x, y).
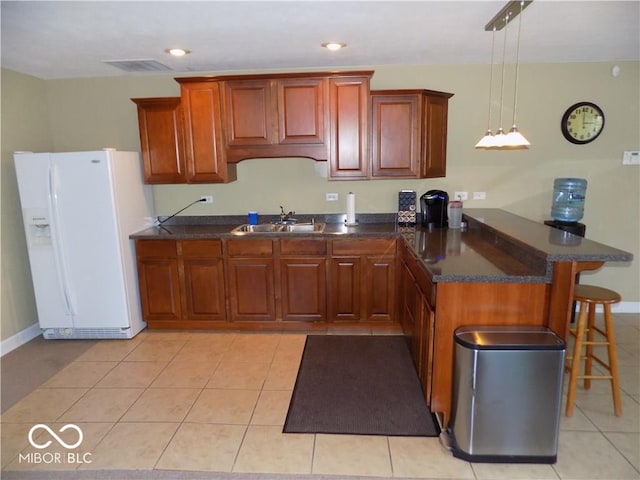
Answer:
top-left (561, 102), bottom-right (605, 144)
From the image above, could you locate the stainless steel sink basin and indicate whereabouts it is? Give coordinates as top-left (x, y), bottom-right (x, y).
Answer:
top-left (284, 223), bottom-right (325, 233)
top-left (231, 223), bottom-right (325, 235)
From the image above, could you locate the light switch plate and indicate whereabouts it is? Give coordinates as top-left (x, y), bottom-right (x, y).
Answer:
top-left (473, 192), bottom-right (487, 200)
top-left (326, 193), bottom-right (339, 201)
top-left (622, 151), bottom-right (640, 165)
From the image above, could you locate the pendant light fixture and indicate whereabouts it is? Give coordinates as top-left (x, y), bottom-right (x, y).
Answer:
top-left (504, 0), bottom-right (530, 148)
top-left (476, 0), bottom-right (532, 150)
top-left (474, 27), bottom-right (497, 149)
top-left (493, 11), bottom-right (510, 148)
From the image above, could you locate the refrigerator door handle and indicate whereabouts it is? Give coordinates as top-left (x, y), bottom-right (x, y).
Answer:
top-left (48, 164), bottom-right (76, 315)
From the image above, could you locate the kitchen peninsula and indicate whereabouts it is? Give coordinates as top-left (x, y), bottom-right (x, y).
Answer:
top-left (131, 208), bottom-right (632, 425)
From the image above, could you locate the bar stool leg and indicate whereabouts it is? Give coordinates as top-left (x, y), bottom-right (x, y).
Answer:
top-left (584, 303), bottom-right (596, 389)
top-left (603, 303), bottom-right (623, 416)
top-left (566, 300), bottom-right (587, 417)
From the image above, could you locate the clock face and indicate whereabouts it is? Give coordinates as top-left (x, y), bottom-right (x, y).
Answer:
top-left (561, 102), bottom-right (605, 144)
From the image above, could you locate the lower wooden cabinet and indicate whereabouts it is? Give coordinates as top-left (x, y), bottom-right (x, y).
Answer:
top-left (226, 239), bottom-right (276, 322)
top-left (328, 256), bottom-right (361, 321)
top-left (180, 240), bottom-right (226, 322)
top-left (135, 236), bottom-right (397, 328)
top-left (280, 258), bottom-right (327, 321)
top-left (135, 239), bottom-right (225, 328)
top-left (136, 240), bottom-right (182, 322)
top-left (227, 258), bottom-right (276, 322)
top-left (400, 246), bottom-right (435, 406)
top-left (329, 238), bottom-right (397, 322)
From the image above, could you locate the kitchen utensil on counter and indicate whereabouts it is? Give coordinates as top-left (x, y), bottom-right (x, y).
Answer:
top-left (345, 192), bottom-right (357, 225)
top-left (420, 190), bottom-right (449, 228)
top-left (397, 190), bottom-right (417, 225)
top-left (248, 211), bottom-right (259, 225)
top-left (448, 200), bottom-right (463, 229)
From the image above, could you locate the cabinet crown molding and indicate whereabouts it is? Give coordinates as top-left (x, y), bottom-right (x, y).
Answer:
top-left (175, 70), bottom-right (375, 84)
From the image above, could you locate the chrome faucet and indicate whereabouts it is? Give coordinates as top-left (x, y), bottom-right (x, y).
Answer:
top-left (279, 206), bottom-right (297, 224)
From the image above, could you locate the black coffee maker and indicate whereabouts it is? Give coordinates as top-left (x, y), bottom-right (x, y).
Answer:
top-left (420, 190), bottom-right (449, 228)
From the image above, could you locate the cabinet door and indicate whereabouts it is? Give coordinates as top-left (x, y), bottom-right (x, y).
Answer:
top-left (280, 258), bottom-right (327, 321)
top-left (136, 241), bottom-right (181, 322)
top-left (227, 258), bottom-right (276, 322)
top-left (417, 294), bottom-right (435, 406)
top-left (422, 94), bottom-right (449, 178)
top-left (401, 261), bottom-right (419, 352)
top-left (328, 75), bottom-right (371, 179)
top-left (328, 257), bottom-right (361, 321)
top-left (132, 97), bottom-right (187, 184)
top-left (277, 78), bottom-right (326, 145)
top-left (180, 240), bottom-right (226, 322)
top-left (224, 79), bottom-right (275, 146)
top-left (371, 93), bottom-right (420, 178)
top-left (363, 255), bottom-right (396, 322)
top-left (180, 81), bottom-right (235, 183)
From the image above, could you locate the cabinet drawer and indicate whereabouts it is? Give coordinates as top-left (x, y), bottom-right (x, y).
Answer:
top-left (280, 238), bottom-right (327, 256)
top-left (226, 238), bottom-right (274, 256)
top-left (136, 240), bottom-right (177, 258)
top-left (332, 238), bottom-right (396, 256)
top-left (180, 239), bottom-right (222, 257)
top-left (403, 245), bottom-right (435, 307)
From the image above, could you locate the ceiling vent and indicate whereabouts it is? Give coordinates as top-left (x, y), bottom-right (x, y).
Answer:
top-left (103, 59), bottom-right (172, 73)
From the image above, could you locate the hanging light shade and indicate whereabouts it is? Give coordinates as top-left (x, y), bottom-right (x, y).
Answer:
top-left (476, 0), bottom-right (533, 150)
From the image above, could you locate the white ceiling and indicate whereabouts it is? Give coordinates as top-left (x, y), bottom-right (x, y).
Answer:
top-left (1, 1), bottom-right (638, 80)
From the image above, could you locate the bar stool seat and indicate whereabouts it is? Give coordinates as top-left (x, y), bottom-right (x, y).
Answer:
top-left (565, 284), bottom-right (622, 416)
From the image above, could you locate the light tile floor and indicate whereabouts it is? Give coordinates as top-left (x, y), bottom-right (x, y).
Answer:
top-left (1, 314), bottom-right (639, 479)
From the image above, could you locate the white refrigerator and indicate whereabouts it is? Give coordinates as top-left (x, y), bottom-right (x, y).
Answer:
top-left (14, 149), bottom-right (154, 339)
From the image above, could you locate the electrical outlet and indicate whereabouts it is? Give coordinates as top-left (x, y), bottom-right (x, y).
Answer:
top-left (200, 196), bottom-right (213, 204)
top-left (454, 191), bottom-right (468, 201)
top-left (326, 193), bottom-right (339, 201)
top-left (473, 192), bottom-right (487, 200)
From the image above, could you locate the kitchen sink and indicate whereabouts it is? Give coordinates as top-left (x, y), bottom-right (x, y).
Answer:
top-left (231, 222), bottom-right (325, 235)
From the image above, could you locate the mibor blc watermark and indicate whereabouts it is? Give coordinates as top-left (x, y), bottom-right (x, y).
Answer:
top-left (19, 424), bottom-right (92, 465)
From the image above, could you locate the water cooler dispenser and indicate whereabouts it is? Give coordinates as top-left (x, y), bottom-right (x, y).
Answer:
top-left (546, 178), bottom-right (587, 236)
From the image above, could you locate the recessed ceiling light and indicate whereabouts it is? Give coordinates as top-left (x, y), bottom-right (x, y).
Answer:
top-left (165, 48), bottom-right (190, 57)
top-left (321, 42), bottom-right (346, 52)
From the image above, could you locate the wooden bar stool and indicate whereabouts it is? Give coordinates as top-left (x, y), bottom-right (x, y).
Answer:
top-left (565, 284), bottom-right (622, 416)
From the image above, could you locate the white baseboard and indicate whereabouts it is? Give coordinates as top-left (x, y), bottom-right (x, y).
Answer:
top-left (0, 303), bottom-right (638, 357)
top-left (575, 301), bottom-right (640, 314)
top-left (610, 302), bottom-right (640, 314)
top-left (1, 323), bottom-right (42, 356)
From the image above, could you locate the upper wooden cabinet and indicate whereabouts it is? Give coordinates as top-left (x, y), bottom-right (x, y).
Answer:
top-left (133, 71), bottom-right (452, 183)
top-left (328, 74), bottom-right (372, 179)
top-left (132, 97), bottom-right (187, 184)
top-left (370, 89), bottom-right (453, 179)
top-left (222, 76), bottom-right (329, 162)
top-left (177, 79), bottom-right (237, 183)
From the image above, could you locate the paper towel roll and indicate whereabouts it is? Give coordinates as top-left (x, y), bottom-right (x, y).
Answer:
top-left (346, 192), bottom-right (356, 225)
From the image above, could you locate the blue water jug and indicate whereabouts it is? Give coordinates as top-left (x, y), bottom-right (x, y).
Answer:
top-left (551, 178), bottom-right (587, 223)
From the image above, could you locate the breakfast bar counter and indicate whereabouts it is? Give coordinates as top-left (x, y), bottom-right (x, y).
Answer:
top-left (132, 209), bottom-right (631, 286)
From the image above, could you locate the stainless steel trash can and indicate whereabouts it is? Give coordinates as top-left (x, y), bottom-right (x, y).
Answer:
top-left (450, 326), bottom-right (565, 463)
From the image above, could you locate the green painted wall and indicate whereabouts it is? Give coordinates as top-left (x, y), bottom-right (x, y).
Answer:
top-left (2, 62), bottom-right (638, 341)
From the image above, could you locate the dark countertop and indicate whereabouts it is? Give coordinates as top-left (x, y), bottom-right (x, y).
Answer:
top-left (130, 209), bottom-right (632, 284)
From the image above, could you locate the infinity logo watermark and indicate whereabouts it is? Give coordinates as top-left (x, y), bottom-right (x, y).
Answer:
top-left (20, 424), bottom-right (92, 465)
top-left (28, 424), bottom-right (83, 449)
